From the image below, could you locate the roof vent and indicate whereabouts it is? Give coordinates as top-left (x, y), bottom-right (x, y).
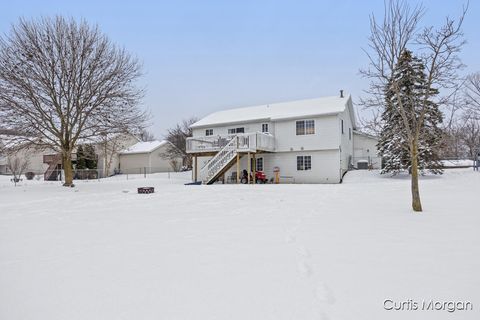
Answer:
top-left (340, 90), bottom-right (344, 98)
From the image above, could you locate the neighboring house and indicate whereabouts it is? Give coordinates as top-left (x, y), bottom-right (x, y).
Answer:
top-left (0, 133), bottom-right (56, 176)
top-left (0, 133), bottom-right (140, 179)
top-left (118, 140), bottom-right (182, 174)
top-left (186, 93), bottom-right (379, 184)
top-left (94, 134), bottom-right (140, 177)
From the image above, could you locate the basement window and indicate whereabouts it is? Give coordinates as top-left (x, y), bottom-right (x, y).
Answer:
top-left (296, 120), bottom-right (315, 135)
top-left (297, 156), bottom-right (312, 171)
top-left (205, 129), bottom-right (213, 136)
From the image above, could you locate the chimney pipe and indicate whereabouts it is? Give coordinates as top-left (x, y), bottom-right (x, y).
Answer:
top-left (340, 90), bottom-right (344, 98)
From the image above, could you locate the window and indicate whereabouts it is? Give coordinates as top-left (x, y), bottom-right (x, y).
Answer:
top-left (228, 127), bottom-right (245, 134)
top-left (349, 128), bottom-right (352, 140)
top-left (262, 123), bottom-right (269, 133)
top-left (296, 120), bottom-right (315, 135)
top-left (297, 156), bottom-right (312, 171)
top-left (305, 120), bottom-right (315, 135)
top-left (256, 157), bottom-right (263, 171)
top-left (341, 119), bottom-right (344, 134)
top-left (296, 121), bottom-right (304, 135)
top-left (205, 129), bottom-right (213, 136)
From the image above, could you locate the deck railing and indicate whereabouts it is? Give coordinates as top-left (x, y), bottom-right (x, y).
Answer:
top-left (186, 132), bottom-right (275, 154)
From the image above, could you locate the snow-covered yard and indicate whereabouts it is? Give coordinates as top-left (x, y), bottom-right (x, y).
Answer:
top-left (0, 169), bottom-right (479, 320)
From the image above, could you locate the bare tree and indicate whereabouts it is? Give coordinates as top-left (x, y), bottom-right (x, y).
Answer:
top-left (359, 0), bottom-right (425, 110)
top-left (97, 133), bottom-right (134, 177)
top-left (164, 117), bottom-right (197, 168)
top-left (139, 129), bottom-right (155, 142)
top-left (356, 108), bottom-right (383, 136)
top-left (442, 120), bottom-right (467, 159)
top-left (362, 0), bottom-right (467, 212)
top-left (0, 17), bottom-right (147, 186)
top-left (465, 72), bottom-right (480, 111)
top-left (168, 158), bottom-right (182, 172)
top-left (459, 111), bottom-right (480, 158)
top-left (6, 153), bottom-right (30, 186)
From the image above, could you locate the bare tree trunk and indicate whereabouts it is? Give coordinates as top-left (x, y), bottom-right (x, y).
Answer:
top-left (104, 142), bottom-right (109, 178)
top-left (410, 141), bottom-right (422, 212)
top-left (63, 152), bottom-right (74, 186)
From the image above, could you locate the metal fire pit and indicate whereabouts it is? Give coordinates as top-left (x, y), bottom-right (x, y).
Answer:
top-left (137, 187), bottom-right (155, 194)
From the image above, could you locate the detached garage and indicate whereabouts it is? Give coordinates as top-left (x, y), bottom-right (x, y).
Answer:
top-left (118, 140), bottom-right (182, 174)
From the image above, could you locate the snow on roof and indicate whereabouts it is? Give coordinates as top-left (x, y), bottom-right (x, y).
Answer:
top-left (353, 130), bottom-right (379, 140)
top-left (119, 140), bottom-right (168, 155)
top-left (191, 95), bottom-right (353, 128)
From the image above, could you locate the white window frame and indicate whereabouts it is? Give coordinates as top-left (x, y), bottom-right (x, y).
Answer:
top-left (205, 129), bottom-right (213, 136)
top-left (296, 120), bottom-right (315, 135)
top-left (297, 155), bottom-right (312, 171)
top-left (261, 123), bottom-right (269, 133)
top-left (228, 127), bottom-right (245, 134)
top-left (341, 119), bottom-right (344, 134)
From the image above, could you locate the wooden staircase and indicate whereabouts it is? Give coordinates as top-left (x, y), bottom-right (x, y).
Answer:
top-left (43, 154), bottom-right (62, 181)
top-left (201, 136), bottom-right (241, 184)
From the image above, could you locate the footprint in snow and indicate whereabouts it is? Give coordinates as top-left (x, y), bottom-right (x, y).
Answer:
top-left (296, 246), bottom-right (310, 258)
top-left (315, 282), bottom-right (336, 305)
top-left (285, 233), bottom-right (296, 244)
top-left (297, 260), bottom-right (313, 277)
top-left (284, 225), bottom-right (298, 244)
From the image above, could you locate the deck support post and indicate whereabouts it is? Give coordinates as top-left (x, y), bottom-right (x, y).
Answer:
top-left (252, 153), bottom-right (256, 184)
top-left (247, 152), bottom-right (251, 184)
top-left (236, 152), bottom-right (240, 183)
top-left (194, 155), bottom-right (198, 182)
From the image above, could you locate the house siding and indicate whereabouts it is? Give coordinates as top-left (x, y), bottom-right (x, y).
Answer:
top-left (193, 121), bottom-right (274, 137)
top-left (149, 145), bottom-right (180, 171)
top-left (274, 115), bottom-right (339, 152)
top-left (191, 97), bottom-right (361, 184)
top-left (338, 102), bottom-right (354, 174)
top-left (119, 144), bottom-right (181, 174)
top-left (353, 133), bottom-right (381, 169)
top-left (95, 135), bottom-right (139, 177)
top-left (119, 153), bottom-right (150, 174)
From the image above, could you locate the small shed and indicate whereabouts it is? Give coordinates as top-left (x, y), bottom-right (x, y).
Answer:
top-left (118, 140), bottom-right (182, 174)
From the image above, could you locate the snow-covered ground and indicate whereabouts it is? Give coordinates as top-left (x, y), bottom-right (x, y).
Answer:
top-left (441, 159), bottom-right (474, 167)
top-left (0, 169), bottom-right (479, 320)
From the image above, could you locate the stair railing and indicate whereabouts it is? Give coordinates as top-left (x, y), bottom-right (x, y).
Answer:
top-left (201, 136), bottom-right (238, 183)
top-left (44, 154), bottom-right (62, 180)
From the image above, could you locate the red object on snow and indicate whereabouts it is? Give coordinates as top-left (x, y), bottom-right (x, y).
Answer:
top-left (255, 171), bottom-right (267, 183)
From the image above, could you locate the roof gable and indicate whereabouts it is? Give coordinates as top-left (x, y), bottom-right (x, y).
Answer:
top-left (119, 140), bottom-right (168, 155)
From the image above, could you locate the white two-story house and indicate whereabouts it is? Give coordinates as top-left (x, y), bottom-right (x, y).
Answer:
top-left (186, 93), bottom-right (379, 184)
